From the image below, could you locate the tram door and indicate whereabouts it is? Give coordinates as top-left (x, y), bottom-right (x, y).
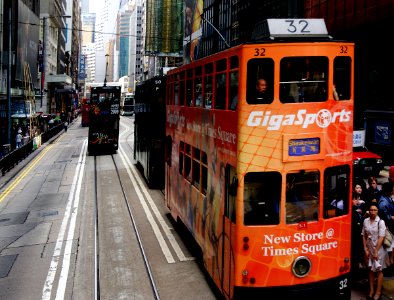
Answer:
top-left (220, 165), bottom-right (237, 298)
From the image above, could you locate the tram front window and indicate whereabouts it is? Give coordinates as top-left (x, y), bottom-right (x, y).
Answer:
top-left (243, 172), bottom-right (281, 226)
top-left (324, 165), bottom-right (350, 218)
top-left (280, 57), bottom-right (328, 103)
top-left (286, 170), bottom-right (319, 224)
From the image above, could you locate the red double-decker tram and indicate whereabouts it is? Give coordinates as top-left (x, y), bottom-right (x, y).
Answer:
top-left (81, 97), bottom-right (90, 127)
top-left (164, 19), bottom-right (354, 299)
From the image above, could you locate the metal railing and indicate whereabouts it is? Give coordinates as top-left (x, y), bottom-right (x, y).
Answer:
top-left (0, 123), bottom-right (64, 176)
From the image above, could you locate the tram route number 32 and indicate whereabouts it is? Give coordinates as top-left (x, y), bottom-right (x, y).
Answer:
top-left (111, 104), bottom-right (119, 115)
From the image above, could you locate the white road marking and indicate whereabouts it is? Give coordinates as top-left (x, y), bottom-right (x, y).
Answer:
top-left (118, 146), bottom-right (175, 263)
top-left (119, 145), bottom-right (194, 262)
top-left (42, 139), bottom-right (88, 300)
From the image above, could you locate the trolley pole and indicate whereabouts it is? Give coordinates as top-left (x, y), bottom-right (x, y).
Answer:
top-left (200, 15), bottom-right (230, 48)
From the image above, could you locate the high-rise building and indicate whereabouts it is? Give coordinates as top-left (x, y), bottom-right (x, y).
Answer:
top-left (95, 0), bottom-right (119, 82)
top-left (81, 0), bottom-right (90, 14)
top-left (118, 6), bottom-right (133, 78)
top-left (82, 44), bottom-right (96, 83)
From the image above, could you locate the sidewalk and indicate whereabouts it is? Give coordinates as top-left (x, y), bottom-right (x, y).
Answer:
top-left (0, 117), bottom-right (77, 190)
top-left (352, 268), bottom-right (394, 300)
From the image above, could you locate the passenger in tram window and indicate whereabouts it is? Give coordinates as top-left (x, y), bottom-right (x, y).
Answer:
top-left (249, 78), bottom-right (271, 104)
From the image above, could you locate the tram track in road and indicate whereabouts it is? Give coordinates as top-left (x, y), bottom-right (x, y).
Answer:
top-left (83, 117), bottom-right (215, 300)
top-left (93, 153), bottom-right (160, 300)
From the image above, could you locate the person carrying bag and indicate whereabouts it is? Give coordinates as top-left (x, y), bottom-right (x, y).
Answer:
top-left (378, 182), bottom-right (394, 265)
top-left (363, 203), bottom-right (390, 300)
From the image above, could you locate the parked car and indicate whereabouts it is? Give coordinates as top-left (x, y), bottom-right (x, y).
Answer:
top-left (353, 146), bottom-right (384, 178)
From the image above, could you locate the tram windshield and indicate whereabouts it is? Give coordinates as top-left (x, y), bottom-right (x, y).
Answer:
top-left (286, 170), bottom-right (320, 224)
top-left (243, 172), bottom-right (281, 226)
top-left (279, 56), bottom-right (328, 103)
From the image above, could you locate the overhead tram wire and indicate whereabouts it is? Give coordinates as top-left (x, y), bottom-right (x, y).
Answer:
top-left (17, 21), bottom-right (184, 43)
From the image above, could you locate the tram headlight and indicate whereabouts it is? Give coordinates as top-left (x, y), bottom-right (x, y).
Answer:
top-left (292, 256), bottom-right (311, 278)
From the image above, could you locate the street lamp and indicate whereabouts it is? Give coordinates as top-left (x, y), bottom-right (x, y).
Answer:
top-left (40, 15), bottom-right (71, 111)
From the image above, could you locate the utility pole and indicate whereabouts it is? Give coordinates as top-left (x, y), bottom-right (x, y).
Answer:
top-left (104, 54), bottom-right (109, 87)
top-left (40, 17), bottom-right (47, 109)
top-left (7, 7), bottom-right (12, 145)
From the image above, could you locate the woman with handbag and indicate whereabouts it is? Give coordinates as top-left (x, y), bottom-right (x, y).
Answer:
top-left (363, 203), bottom-right (390, 300)
top-left (378, 182), bottom-right (394, 264)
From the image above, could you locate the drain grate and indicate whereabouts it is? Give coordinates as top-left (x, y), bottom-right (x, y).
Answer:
top-left (0, 255), bottom-right (17, 278)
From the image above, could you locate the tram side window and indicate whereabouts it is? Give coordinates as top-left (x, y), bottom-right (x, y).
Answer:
top-left (226, 165), bottom-right (237, 223)
top-left (204, 75), bottom-right (212, 108)
top-left (179, 142), bottom-right (184, 175)
top-left (195, 77), bottom-right (202, 107)
top-left (246, 58), bottom-right (274, 104)
top-left (185, 144), bottom-right (192, 180)
top-left (243, 172), bottom-right (281, 226)
top-left (186, 79), bottom-right (193, 106)
top-left (179, 77), bottom-right (185, 106)
top-left (229, 71), bottom-right (239, 110)
top-left (179, 142), bottom-right (207, 195)
top-left (286, 170), bottom-right (319, 224)
top-left (179, 142), bottom-right (191, 180)
top-left (174, 82), bottom-right (179, 105)
top-left (215, 59), bottom-right (227, 110)
top-left (194, 66), bottom-right (202, 107)
top-left (324, 165), bottom-right (350, 218)
top-left (215, 73), bottom-right (226, 109)
top-left (333, 56), bottom-right (351, 100)
top-left (192, 148), bottom-right (201, 188)
top-left (279, 56), bottom-right (328, 103)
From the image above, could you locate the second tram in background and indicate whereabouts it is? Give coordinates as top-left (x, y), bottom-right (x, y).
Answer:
top-left (81, 97), bottom-right (91, 127)
top-left (88, 85), bottom-right (121, 154)
top-left (134, 77), bottom-right (166, 188)
top-left (136, 19), bottom-right (354, 299)
top-left (121, 93), bottom-right (135, 116)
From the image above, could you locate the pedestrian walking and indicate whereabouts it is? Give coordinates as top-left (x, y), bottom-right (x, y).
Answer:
top-left (15, 131), bottom-right (22, 148)
top-left (64, 121), bottom-right (68, 132)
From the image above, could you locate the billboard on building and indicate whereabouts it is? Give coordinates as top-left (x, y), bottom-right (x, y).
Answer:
top-left (183, 0), bottom-right (203, 63)
top-left (145, 0), bottom-right (183, 55)
top-left (16, 0), bottom-right (39, 85)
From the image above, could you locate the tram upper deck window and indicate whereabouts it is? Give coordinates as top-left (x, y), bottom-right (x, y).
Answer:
top-left (246, 58), bottom-right (274, 104)
top-left (229, 71), bottom-right (239, 110)
top-left (215, 59), bottom-right (227, 110)
top-left (333, 57), bottom-right (351, 100)
top-left (286, 170), bottom-right (319, 224)
top-left (194, 66), bottom-right (203, 107)
top-left (229, 56), bottom-right (239, 111)
top-left (280, 57), bottom-right (328, 103)
top-left (243, 172), bottom-right (280, 226)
